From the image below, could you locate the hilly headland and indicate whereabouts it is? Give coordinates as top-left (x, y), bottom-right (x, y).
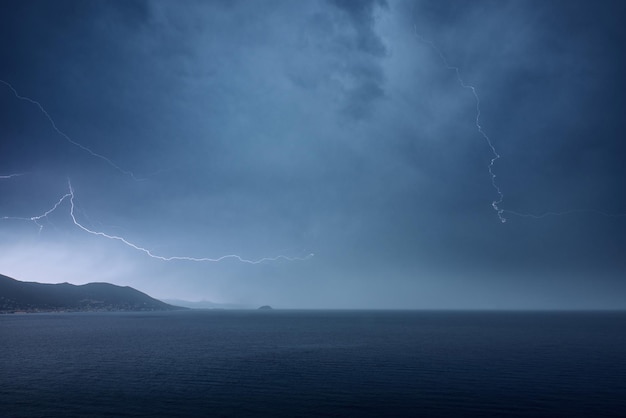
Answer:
top-left (0, 273), bottom-right (185, 313)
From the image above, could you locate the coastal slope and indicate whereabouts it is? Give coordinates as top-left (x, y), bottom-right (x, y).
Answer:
top-left (0, 274), bottom-right (184, 313)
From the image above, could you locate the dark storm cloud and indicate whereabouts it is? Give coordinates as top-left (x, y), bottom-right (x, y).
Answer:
top-left (0, 0), bottom-right (624, 308)
top-left (284, 0), bottom-right (389, 119)
top-left (330, 0), bottom-right (388, 118)
top-left (331, 0), bottom-right (387, 55)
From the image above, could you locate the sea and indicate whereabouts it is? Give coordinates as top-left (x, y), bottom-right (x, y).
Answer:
top-left (1, 310), bottom-right (625, 417)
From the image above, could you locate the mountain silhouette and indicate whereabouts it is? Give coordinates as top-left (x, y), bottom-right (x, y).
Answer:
top-left (0, 274), bottom-right (185, 313)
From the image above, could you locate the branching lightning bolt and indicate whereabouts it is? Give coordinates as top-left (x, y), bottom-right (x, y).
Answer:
top-left (1, 177), bottom-right (313, 263)
top-left (64, 180), bottom-right (313, 264)
top-left (1, 79), bottom-right (313, 265)
top-left (414, 27), bottom-right (506, 223)
top-left (0, 79), bottom-right (141, 180)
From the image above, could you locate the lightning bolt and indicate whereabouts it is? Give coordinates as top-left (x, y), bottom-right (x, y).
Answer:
top-left (0, 173), bottom-right (26, 179)
top-left (65, 180), bottom-right (313, 264)
top-left (503, 209), bottom-right (626, 219)
top-left (1, 191), bottom-right (72, 233)
top-left (0, 79), bottom-right (142, 180)
top-left (414, 27), bottom-right (506, 223)
top-left (1, 79), bottom-right (313, 264)
top-left (1, 178), bottom-right (313, 263)
top-left (412, 29), bottom-right (626, 223)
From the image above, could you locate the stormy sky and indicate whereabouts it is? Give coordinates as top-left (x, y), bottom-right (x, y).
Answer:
top-left (1, 0), bottom-right (624, 309)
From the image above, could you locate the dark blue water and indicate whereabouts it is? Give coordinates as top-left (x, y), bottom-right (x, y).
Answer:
top-left (1, 310), bottom-right (626, 417)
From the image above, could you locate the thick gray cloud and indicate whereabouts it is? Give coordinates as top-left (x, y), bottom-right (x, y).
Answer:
top-left (0, 0), bottom-right (624, 308)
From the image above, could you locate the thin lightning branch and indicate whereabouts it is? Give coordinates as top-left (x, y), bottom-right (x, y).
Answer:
top-left (503, 209), bottom-right (626, 219)
top-left (66, 180), bottom-right (313, 264)
top-left (412, 28), bottom-right (626, 222)
top-left (1, 192), bottom-right (72, 232)
top-left (0, 79), bottom-right (141, 180)
top-left (0, 173), bottom-right (26, 179)
top-left (414, 27), bottom-right (506, 223)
